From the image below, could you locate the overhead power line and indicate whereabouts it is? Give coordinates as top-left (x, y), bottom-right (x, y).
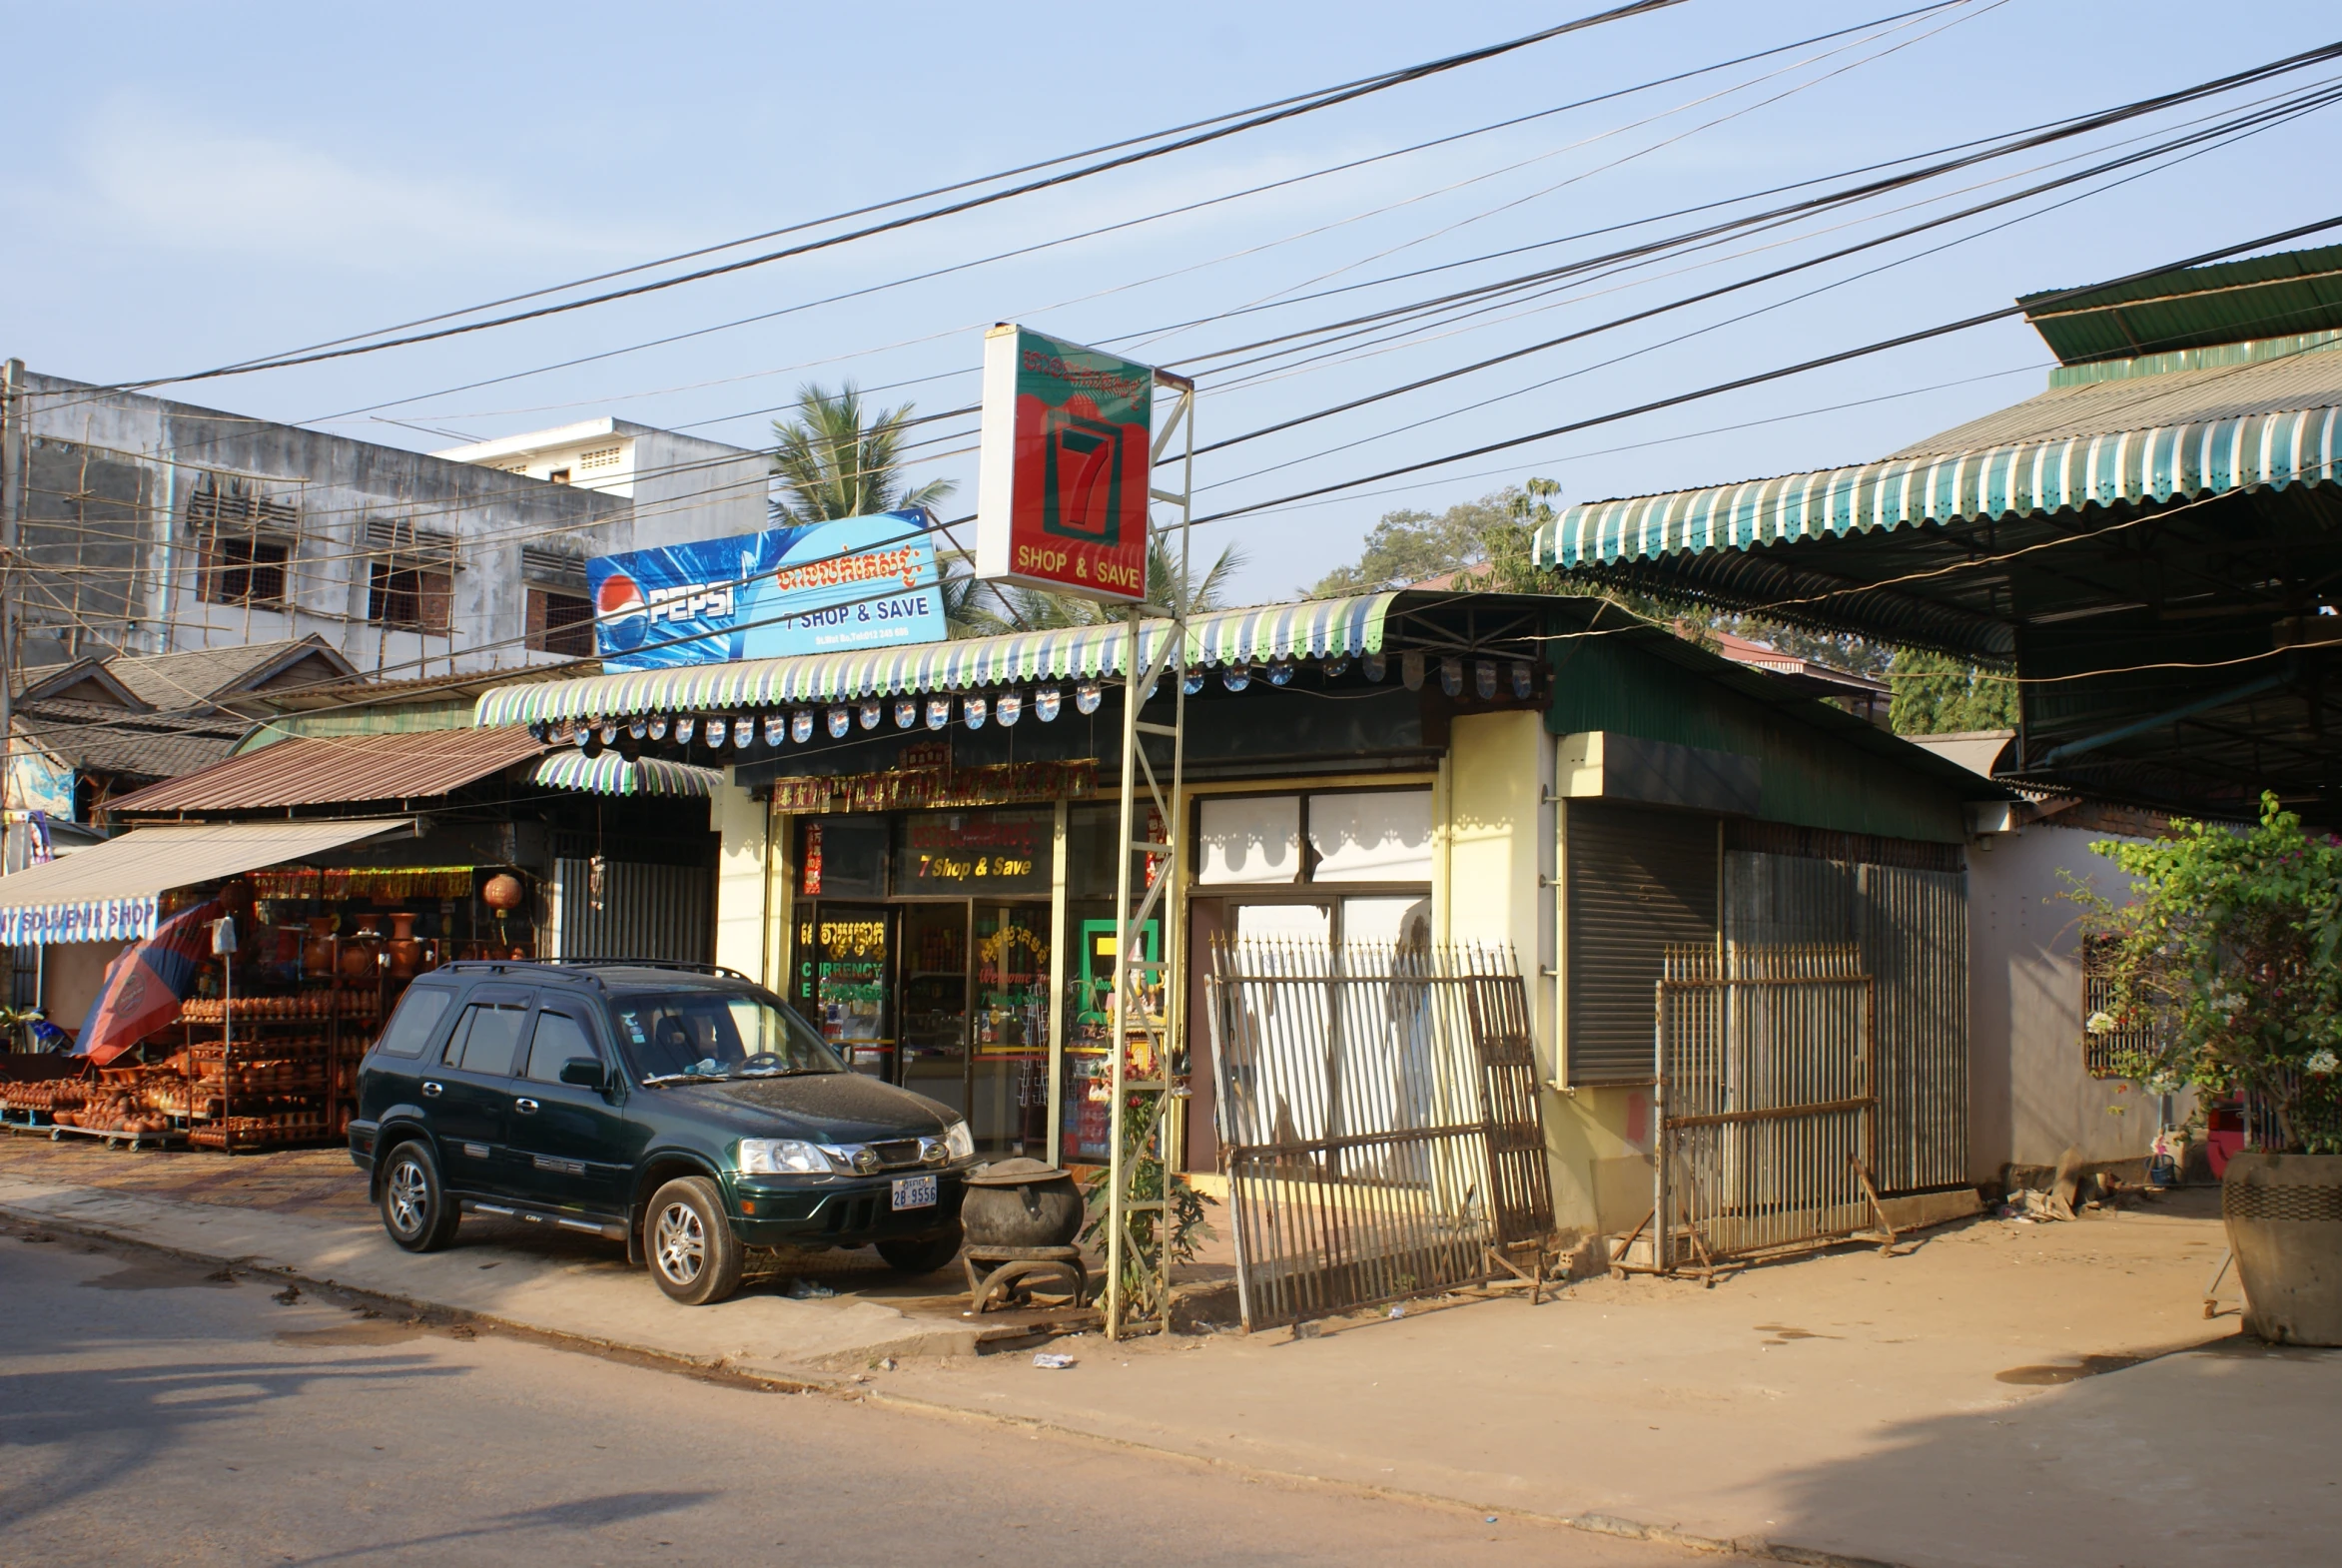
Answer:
top-left (118, 1), bottom-right (1694, 392)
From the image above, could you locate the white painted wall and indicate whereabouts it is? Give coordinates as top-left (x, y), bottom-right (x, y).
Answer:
top-left (711, 778), bottom-right (771, 985)
top-left (1967, 820), bottom-right (2162, 1176)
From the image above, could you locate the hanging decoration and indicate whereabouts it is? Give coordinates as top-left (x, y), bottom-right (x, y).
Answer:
top-left (764, 712), bottom-right (788, 747)
top-left (964, 695), bottom-right (988, 730)
top-left (1221, 662), bottom-right (1251, 693)
top-left (792, 710), bottom-right (815, 744)
top-left (996, 690), bottom-right (1023, 727)
top-left (648, 713), bottom-right (670, 740)
top-left (675, 715), bottom-right (697, 744)
top-left (827, 707), bottom-right (851, 739)
top-left (926, 696), bottom-right (952, 731)
top-left (1035, 687), bottom-right (1063, 722)
top-left (859, 699), bottom-right (882, 730)
top-left (895, 697), bottom-right (919, 729)
top-left (731, 716), bottom-right (755, 749)
top-left (1075, 681), bottom-right (1103, 715)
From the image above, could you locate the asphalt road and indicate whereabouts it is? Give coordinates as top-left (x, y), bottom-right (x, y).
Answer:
top-left (0, 1228), bottom-right (1732, 1568)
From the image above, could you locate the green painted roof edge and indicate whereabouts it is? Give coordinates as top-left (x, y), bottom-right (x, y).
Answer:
top-left (474, 594), bottom-right (1397, 726)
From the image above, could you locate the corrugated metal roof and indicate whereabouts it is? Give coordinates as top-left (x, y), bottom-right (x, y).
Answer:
top-left (2018, 242), bottom-right (2342, 366)
top-left (472, 594), bottom-right (1398, 726)
top-left (532, 752), bottom-right (720, 798)
top-left (107, 726), bottom-right (547, 813)
top-left (1890, 335), bottom-right (2342, 456)
top-left (0, 817), bottom-right (413, 945)
top-left (1537, 402), bottom-right (2342, 570)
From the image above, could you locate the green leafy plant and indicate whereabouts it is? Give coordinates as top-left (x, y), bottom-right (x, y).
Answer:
top-left (2072, 793), bottom-right (2342, 1153)
top-left (1079, 1091), bottom-right (1218, 1317)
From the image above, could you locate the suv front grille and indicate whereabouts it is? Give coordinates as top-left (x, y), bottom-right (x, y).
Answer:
top-left (871, 1139), bottom-right (924, 1170)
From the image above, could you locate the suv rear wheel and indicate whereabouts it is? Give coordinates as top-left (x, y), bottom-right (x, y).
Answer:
top-left (380, 1140), bottom-right (460, 1252)
top-left (646, 1176), bottom-right (744, 1305)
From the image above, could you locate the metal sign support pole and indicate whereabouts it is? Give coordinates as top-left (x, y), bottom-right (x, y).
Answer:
top-left (1105, 373), bottom-right (1194, 1339)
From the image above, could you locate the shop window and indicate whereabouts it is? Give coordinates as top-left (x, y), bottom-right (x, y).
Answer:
top-left (1234, 903), bottom-right (1329, 942)
top-left (1198, 796), bottom-right (1300, 885)
top-left (1341, 896), bottom-right (1431, 947)
top-left (801, 817), bottom-right (888, 898)
top-left (203, 535), bottom-right (291, 607)
top-left (526, 586), bottom-right (594, 656)
top-left (370, 562), bottom-right (452, 632)
top-left (1307, 790), bottom-right (1433, 882)
top-left (894, 809), bottom-right (1050, 897)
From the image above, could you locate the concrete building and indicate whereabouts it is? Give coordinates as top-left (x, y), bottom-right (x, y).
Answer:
top-left (2, 371), bottom-right (766, 680)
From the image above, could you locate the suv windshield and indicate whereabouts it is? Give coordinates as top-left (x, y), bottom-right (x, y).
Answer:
top-left (610, 989), bottom-right (844, 1081)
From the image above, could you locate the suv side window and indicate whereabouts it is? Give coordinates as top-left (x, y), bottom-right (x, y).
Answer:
top-left (442, 998), bottom-right (530, 1075)
top-left (376, 987), bottom-right (456, 1059)
top-left (522, 1009), bottom-right (599, 1083)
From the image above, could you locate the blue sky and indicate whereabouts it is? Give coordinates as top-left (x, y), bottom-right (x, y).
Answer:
top-left (4, 1), bottom-right (2337, 600)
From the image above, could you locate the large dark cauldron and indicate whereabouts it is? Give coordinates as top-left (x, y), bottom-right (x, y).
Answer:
top-left (961, 1159), bottom-right (1083, 1248)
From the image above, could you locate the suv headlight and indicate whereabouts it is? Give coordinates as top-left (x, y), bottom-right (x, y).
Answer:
top-left (943, 1119), bottom-right (974, 1162)
top-left (738, 1139), bottom-right (829, 1176)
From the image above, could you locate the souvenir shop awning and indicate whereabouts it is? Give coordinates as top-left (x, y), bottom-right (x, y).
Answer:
top-left (532, 751), bottom-right (721, 798)
top-left (0, 818), bottom-right (414, 946)
top-left (1531, 404), bottom-right (2342, 570)
top-left (471, 594), bottom-right (1398, 726)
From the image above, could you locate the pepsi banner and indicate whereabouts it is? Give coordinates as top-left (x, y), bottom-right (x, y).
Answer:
top-left (590, 510), bottom-right (946, 669)
top-left (975, 325), bottom-right (1154, 603)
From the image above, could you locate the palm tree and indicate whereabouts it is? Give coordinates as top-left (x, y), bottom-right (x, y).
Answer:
top-left (769, 382), bottom-right (955, 523)
top-left (970, 536), bottom-right (1248, 633)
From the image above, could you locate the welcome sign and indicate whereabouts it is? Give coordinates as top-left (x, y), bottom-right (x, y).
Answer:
top-left (975, 324), bottom-right (1155, 603)
top-left (589, 509), bottom-right (945, 669)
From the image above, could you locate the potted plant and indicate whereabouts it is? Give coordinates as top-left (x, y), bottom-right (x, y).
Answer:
top-left (2076, 793), bottom-right (2342, 1344)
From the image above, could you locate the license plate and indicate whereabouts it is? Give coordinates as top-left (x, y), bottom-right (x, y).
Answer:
top-left (891, 1175), bottom-right (937, 1210)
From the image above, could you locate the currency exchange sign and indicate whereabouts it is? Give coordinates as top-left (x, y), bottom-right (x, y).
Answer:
top-left (975, 324), bottom-right (1154, 603)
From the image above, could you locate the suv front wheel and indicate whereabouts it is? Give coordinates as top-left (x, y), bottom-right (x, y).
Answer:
top-left (645, 1176), bottom-right (744, 1305)
top-left (380, 1140), bottom-right (461, 1252)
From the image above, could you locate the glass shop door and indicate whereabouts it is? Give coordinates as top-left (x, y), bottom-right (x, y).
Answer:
top-left (970, 903), bottom-right (1052, 1158)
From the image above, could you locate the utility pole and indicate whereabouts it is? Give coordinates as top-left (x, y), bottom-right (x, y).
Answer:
top-left (0, 359), bottom-right (22, 878)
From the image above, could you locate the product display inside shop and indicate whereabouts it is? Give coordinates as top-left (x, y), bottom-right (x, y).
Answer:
top-left (787, 804), bottom-right (1167, 1162)
top-left (0, 864), bottom-right (537, 1154)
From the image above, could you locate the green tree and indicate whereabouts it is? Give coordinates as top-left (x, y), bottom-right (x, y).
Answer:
top-left (1888, 648), bottom-right (2020, 734)
top-left (769, 382), bottom-right (955, 524)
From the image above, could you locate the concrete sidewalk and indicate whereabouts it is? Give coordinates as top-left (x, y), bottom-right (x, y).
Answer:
top-left (5, 1134), bottom-right (2335, 1568)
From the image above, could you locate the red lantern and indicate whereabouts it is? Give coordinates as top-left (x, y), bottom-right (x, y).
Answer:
top-left (480, 873), bottom-right (526, 912)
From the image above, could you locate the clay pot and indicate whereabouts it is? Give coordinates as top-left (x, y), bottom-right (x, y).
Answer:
top-left (340, 941), bottom-right (377, 984)
top-left (303, 917), bottom-right (339, 980)
top-left (961, 1159), bottom-right (1083, 1248)
top-left (219, 880), bottom-right (257, 924)
top-left (481, 872), bottom-right (526, 913)
top-left (2224, 1152), bottom-right (2342, 1345)
top-left (386, 913), bottom-right (421, 980)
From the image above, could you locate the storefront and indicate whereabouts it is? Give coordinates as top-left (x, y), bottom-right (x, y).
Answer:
top-left (470, 589), bottom-right (1999, 1227)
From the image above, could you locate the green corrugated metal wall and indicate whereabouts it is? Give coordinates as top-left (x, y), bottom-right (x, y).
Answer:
top-left (1542, 634), bottom-right (1966, 844)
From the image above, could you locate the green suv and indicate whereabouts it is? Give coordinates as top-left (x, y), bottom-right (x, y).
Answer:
top-left (350, 960), bottom-right (974, 1305)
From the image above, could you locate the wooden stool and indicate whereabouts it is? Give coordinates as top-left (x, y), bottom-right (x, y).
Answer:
top-left (964, 1243), bottom-right (1089, 1313)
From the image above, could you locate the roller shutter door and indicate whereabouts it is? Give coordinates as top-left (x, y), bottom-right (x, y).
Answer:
top-left (1565, 800), bottom-right (1718, 1086)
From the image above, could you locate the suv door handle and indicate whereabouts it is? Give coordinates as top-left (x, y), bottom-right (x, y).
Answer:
top-left (515, 1098), bottom-right (540, 1115)
top-left (421, 1082), bottom-right (443, 1098)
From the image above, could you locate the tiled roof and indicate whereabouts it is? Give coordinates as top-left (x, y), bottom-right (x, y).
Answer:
top-left (14, 700), bottom-right (245, 782)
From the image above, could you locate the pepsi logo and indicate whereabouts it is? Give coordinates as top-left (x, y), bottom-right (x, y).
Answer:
top-left (597, 573), bottom-right (648, 651)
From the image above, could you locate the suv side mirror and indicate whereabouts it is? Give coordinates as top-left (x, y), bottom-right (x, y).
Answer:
top-left (558, 1057), bottom-right (608, 1089)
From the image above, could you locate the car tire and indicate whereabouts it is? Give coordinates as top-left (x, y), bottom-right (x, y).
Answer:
top-left (877, 1222), bottom-right (963, 1275)
top-left (646, 1176), bottom-right (744, 1305)
top-left (379, 1139), bottom-right (460, 1253)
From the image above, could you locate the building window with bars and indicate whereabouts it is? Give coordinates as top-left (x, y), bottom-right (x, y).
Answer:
top-left (526, 586), bottom-right (594, 655)
top-left (369, 562), bottom-right (452, 632)
top-left (2081, 933), bottom-right (2164, 1079)
top-left (203, 535), bottom-right (292, 606)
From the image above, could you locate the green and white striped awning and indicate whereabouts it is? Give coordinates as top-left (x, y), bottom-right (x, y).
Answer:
top-left (475, 594), bottom-right (1396, 726)
top-left (532, 752), bottom-right (722, 798)
top-left (1535, 404), bottom-right (2342, 568)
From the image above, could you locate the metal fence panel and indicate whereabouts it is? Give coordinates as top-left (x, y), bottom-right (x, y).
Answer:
top-left (1207, 940), bottom-right (1551, 1331)
top-left (1655, 943), bottom-right (1879, 1270)
top-left (549, 858), bottom-right (715, 966)
top-left (1723, 853), bottom-right (1967, 1194)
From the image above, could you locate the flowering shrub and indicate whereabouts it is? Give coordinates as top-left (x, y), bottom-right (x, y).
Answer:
top-left (2075, 793), bottom-right (2342, 1154)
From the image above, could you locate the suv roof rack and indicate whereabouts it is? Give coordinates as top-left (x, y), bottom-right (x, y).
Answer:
top-left (431, 958), bottom-right (755, 989)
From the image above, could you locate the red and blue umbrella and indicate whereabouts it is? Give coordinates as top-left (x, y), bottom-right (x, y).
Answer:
top-left (75, 899), bottom-right (223, 1067)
